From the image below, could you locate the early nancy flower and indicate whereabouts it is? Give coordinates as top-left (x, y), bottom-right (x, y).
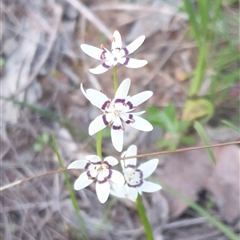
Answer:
top-left (68, 155), bottom-right (124, 204)
top-left (111, 145), bottom-right (162, 201)
top-left (81, 78), bottom-right (153, 152)
top-left (81, 30), bottom-right (148, 74)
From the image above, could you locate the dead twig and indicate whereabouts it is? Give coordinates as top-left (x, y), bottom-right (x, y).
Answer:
top-left (66, 0), bottom-right (112, 39)
top-left (1, 141), bottom-right (239, 191)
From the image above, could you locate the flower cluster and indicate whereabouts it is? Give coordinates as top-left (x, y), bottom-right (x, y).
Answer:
top-left (68, 145), bottom-right (161, 203)
top-left (68, 30), bottom-right (161, 204)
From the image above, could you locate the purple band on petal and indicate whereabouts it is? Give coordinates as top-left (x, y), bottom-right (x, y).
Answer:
top-left (102, 62), bottom-right (110, 69)
top-left (125, 114), bottom-right (133, 124)
top-left (102, 100), bottom-right (110, 110)
top-left (98, 169), bottom-right (112, 184)
top-left (100, 50), bottom-right (107, 60)
top-left (136, 169), bottom-right (143, 179)
top-left (126, 101), bottom-right (133, 109)
top-left (115, 99), bottom-right (125, 104)
top-left (112, 125), bottom-right (122, 130)
top-left (126, 164), bottom-right (135, 169)
top-left (127, 179), bottom-right (143, 188)
top-left (102, 161), bottom-right (111, 168)
top-left (112, 47), bottom-right (121, 52)
top-left (123, 47), bottom-right (129, 56)
top-left (102, 115), bottom-right (110, 126)
top-left (87, 170), bottom-right (96, 180)
top-left (85, 162), bottom-right (91, 170)
top-left (123, 57), bottom-right (130, 66)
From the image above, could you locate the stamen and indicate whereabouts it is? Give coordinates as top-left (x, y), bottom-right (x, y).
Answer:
top-left (111, 37), bottom-right (115, 42)
top-left (100, 44), bottom-right (105, 49)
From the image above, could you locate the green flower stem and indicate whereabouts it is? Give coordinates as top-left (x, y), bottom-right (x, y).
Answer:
top-left (136, 195), bottom-right (154, 240)
top-left (113, 66), bottom-right (118, 92)
top-left (96, 131), bottom-right (103, 158)
top-left (188, 44), bottom-right (208, 97)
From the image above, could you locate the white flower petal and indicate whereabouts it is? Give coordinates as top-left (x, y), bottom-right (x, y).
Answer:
top-left (111, 122), bottom-right (124, 152)
top-left (68, 159), bottom-right (88, 169)
top-left (110, 184), bottom-right (137, 201)
top-left (86, 89), bottom-right (109, 109)
top-left (138, 159), bottom-right (159, 179)
top-left (129, 115), bottom-right (153, 131)
top-left (125, 35), bottom-right (146, 55)
top-left (110, 183), bottom-right (126, 198)
top-left (81, 44), bottom-right (104, 60)
top-left (104, 156), bottom-right (119, 166)
top-left (89, 115), bottom-right (107, 135)
top-left (80, 83), bottom-right (89, 101)
top-left (89, 61), bottom-right (112, 74)
top-left (87, 155), bottom-right (102, 163)
top-left (132, 111), bottom-right (145, 116)
top-left (110, 170), bottom-right (125, 186)
top-left (127, 187), bottom-right (138, 201)
top-left (114, 78), bottom-right (131, 100)
top-left (112, 30), bottom-right (122, 50)
top-left (119, 58), bottom-right (148, 68)
top-left (96, 181), bottom-right (110, 203)
top-left (128, 91), bottom-right (153, 107)
top-left (122, 145), bottom-right (137, 167)
top-left (74, 172), bottom-right (94, 190)
top-left (138, 180), bottom-right (162, 193)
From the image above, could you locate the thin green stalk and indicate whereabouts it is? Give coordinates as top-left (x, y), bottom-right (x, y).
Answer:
top-left (52, 134), bottom-right (88, 240)
top-left (188, 44), bottom-right (208, 96)
top-left (96, 131), bottom-right (103, 158)
top-left (113, 66), bottom-right (118, 92)
top-left (136, 195), bottom-right (154, 240)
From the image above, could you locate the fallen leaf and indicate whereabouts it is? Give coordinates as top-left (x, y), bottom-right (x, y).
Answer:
top-left (159, 148), bottom-right (213, 218)
top-left (206, 145), bottom-right (240, 223)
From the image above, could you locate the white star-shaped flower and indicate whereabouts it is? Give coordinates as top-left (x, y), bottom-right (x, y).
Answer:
top-left (111, 145), bottom-right (162, 201)
top-left (81, 30), bottom-right (148, 74)
top-left (68, 155), bottom-right (124, 204)
top-left (81, 78), bottom-right (153, 152)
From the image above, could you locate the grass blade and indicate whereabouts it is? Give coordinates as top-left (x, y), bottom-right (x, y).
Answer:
top-left (183, 0), bottom-right (201, 45)
top-left (52, 134), bottom-right (88, 240)
top-left (161, 182), bottom-right (239, 240)
top-left (221, 120), bottom-right (240, 132)
top-left (136, 195), bottom-right (154, 240)
top-left (194, 121), bottom-right (216, 164)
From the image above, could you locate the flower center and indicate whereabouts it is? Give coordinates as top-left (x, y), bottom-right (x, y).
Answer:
top-left (112, 48), bottom-right (121, 61)
top-left (114, 109), bottom-right (121, 117)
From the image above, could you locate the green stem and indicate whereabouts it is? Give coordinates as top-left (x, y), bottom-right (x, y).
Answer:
top-left (188, 44), bottom-right (207, 97)
top-left (136, 195), bottom-right (154, 240)
top-left (113, 66), bottom-right (118, 92)
top-left (96, 131), bottom-right (103, 158)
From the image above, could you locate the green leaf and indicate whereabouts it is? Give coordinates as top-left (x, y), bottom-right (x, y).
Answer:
top-left (194, 121), bottom-right (216, 164)
top-left (183, 99), bottom-right (214, 122)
